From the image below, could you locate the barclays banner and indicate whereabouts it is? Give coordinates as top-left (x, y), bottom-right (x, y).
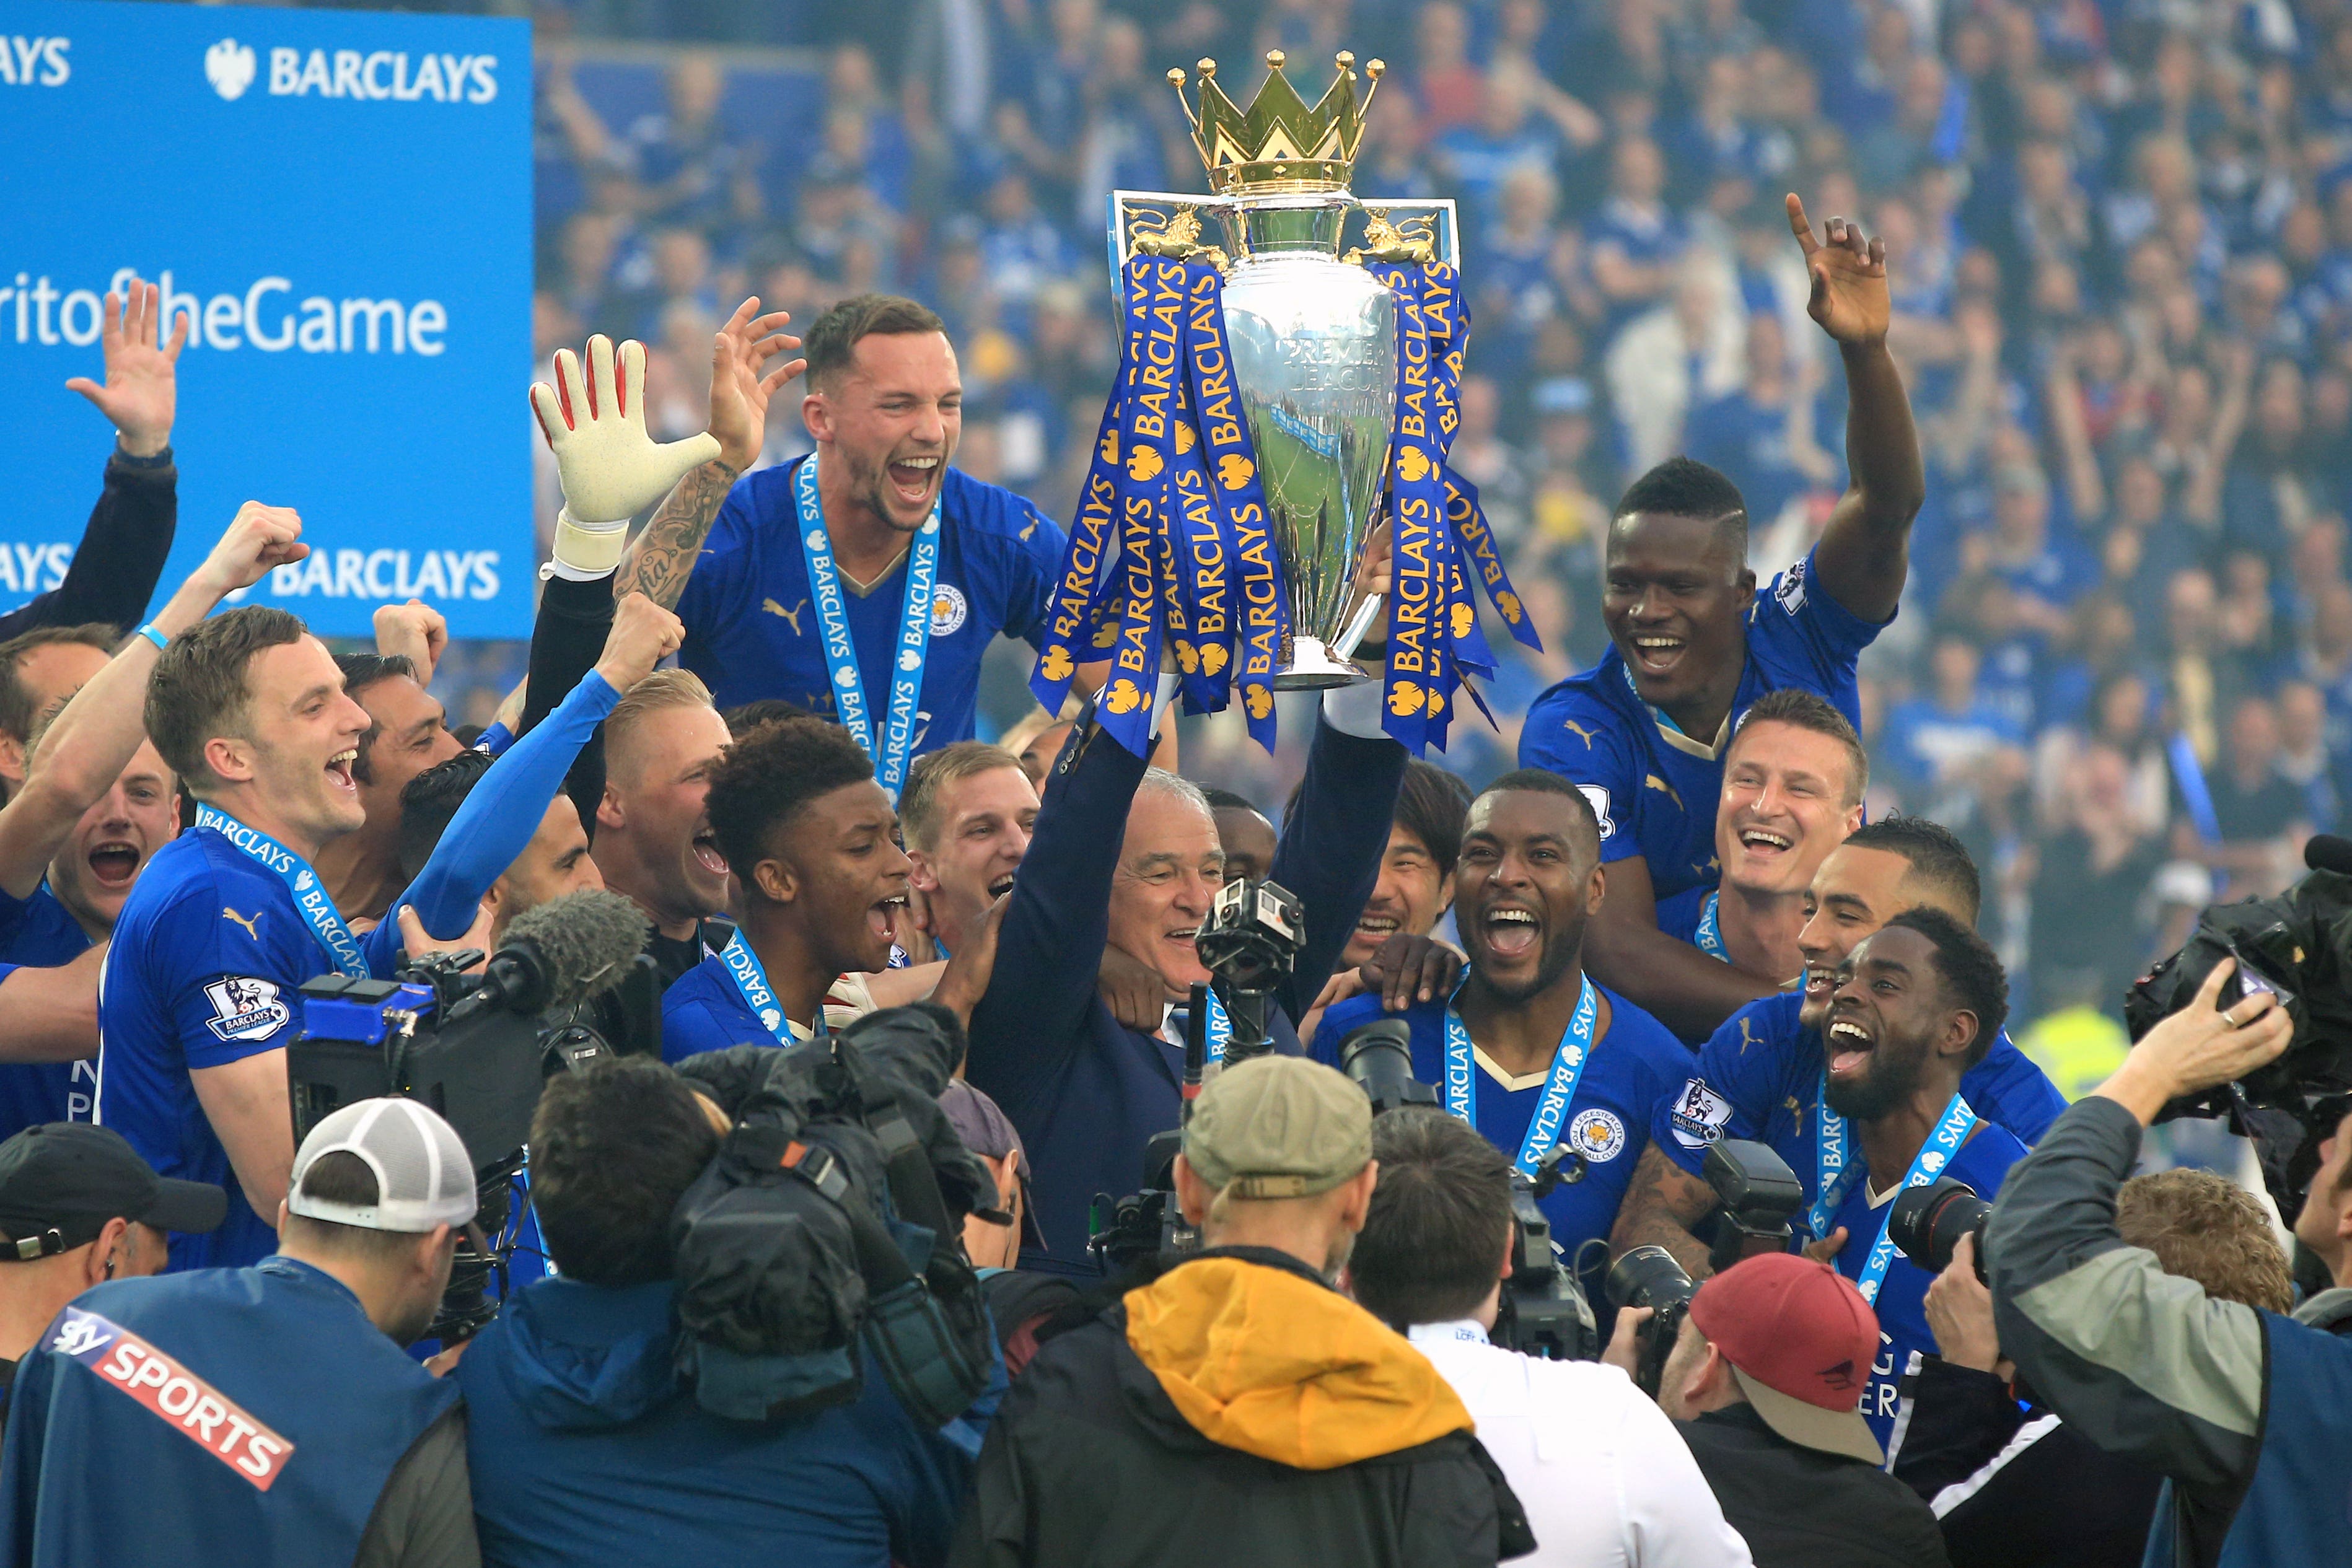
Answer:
top-left (0, 1), bottom-right (533, 637)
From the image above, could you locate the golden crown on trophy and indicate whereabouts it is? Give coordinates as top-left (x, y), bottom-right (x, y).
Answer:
top-left (1165, 50), bottom-right (1385, 196)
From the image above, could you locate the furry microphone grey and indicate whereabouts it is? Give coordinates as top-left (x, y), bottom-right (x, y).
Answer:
top-left (452, 888), bottom-right (651, 1020)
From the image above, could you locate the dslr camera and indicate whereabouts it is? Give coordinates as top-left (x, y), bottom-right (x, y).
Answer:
top-left (1603, 1139), bottom-right (1806, 1395)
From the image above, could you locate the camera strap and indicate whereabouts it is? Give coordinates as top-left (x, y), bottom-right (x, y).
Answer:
top-left (193, 804), bottom-right (368, 978)
top-left (1443, 973), bottom-right (1598, 1178)
top-left (1853, 1092), bottom-right (1977, 1305)
top-left (792, 449), bottom-right (941, 803)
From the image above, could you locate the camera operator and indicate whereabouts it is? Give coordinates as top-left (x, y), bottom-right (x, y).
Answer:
top-left (1310, 771), bottom-right (1692, 1291)
top-left (99, 593), bottom-right (681, 1271)
top-left (954, 1054), bottom-right (1532, 1568)
top-left (938, 1078), bottom-right (1072, 1375)
top-left (1649, 1254), bottom-right (1948, 1568)
top-left (0, 1124), bottom-right (225, 1412)
top-left (1351, 1107), bottom-right (1753, 1567)
top-left (1895, 1168), bottom-right (2294, 1568)
top-left (455, 1054), bottom-right (976, 1568)
top-left (963, 651), bottom-right (1405, 1271)
top-left (0, 1097), bottom-right (481, 1567)
top-left (1986, 959), bottom-right (2352, 1567)
top-left (1615, 819), bottom-right (2065, 1281)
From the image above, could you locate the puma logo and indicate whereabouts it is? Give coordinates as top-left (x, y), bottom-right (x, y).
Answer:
top-left (1644, 773), bottom-right (1683, 810)
top-left (762, 597), bottom-right (810, 636)
top-left (1739, 1016), bottom-right (1759, 1055)
top-left (1561, 719), bottom-right (1599, 749)
top-left (1019, 519), bottom-right (1038, 542)
top-left (222, 908), bottom-right (262, 941)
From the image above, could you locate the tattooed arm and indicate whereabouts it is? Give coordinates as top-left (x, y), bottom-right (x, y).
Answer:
top-left (618, 457), bottom-right (739, 609)
top-left (618, 298), bottom-right (806, 610)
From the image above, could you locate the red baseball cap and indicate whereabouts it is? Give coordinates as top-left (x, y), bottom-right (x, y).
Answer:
top-left (1689, 1253), bottom-right (1883, 1464)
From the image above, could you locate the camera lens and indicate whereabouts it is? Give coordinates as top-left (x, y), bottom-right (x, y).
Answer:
top-left (1604, 1243), bottom-right (1699, 1316)
top-left (1887, 1176), bottom-right (1993, 1279)
top-left (1338, 1019), bottom-right (1439, 1116)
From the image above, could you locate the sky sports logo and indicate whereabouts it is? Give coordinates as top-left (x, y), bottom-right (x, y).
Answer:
top-left (203, 39), bottom-right (499, 103)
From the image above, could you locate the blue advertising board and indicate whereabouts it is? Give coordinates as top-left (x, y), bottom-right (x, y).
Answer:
top-left (0, 1), bottom-right (533, 637)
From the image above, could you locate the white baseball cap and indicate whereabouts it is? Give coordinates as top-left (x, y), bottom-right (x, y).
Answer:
top-left (287, 1098), bottom-right (477, 1233)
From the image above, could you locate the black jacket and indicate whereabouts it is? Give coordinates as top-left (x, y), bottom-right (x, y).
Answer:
top-left (1890, 1354), bottom-right (2161, 1568)
top-left (0, 449), bottom-right (177, 642)
top-left (950, 1247), bottom-right (1532, 1568)
top-left (1678, 1404), bottom-right (1949, 1568)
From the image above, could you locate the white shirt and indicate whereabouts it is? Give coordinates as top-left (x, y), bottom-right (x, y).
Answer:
top-left (1407, 1321), bottom-right (1755, 1568)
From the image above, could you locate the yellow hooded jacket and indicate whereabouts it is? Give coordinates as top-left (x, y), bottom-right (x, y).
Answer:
top-left (1123, 1255), bottom-right (1475, 1471)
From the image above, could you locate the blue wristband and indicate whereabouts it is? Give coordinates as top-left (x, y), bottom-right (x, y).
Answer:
top-left (135, 623), bottom-right (169, 653)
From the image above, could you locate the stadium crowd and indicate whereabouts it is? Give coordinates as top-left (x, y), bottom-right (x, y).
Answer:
top-left (0, 0), bottom-right (2348, 1563)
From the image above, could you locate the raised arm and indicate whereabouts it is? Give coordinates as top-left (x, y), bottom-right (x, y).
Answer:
top-left (1988, 963), bottom-right (2288, 1492)
top-left (614, 297), bottom-right (804, 610)
top-left (1789, 195), bottom-right (1925, 628)
top-left (965, 704), bottom-right (1154, 1113)
top-left (0, 504), bottom-right (305, 899)
top-left (0, 281), bottom-right (186, 641)
top-left (369, 595), bottom-right (680, 961)
top-left (1269, 686), bottom-right (1406, 1025)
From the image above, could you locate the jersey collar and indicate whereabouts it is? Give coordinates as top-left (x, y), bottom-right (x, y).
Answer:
top-left (1620, 662), bottom-right (1732, 762)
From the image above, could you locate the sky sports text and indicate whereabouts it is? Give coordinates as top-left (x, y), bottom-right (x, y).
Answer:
top-left (0, 271), bottom-right (447, 356)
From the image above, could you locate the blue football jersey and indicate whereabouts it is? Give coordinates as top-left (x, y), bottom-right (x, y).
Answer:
top-left (1310, 981), bottom-right (1691, 1295)
top-left (1518, 550), bottom-right (1884, 903)
top-left (1827, 1119), bottom-right (2027, 1452)
top-left (1648, 990), bottom-right (2068, 1185)
top-left (97, 830), bottom-right (397, 1272)
top-left (0, 883), bottom-right (97, 1137)
top-left (677, 459), bottom-right (1069, 744)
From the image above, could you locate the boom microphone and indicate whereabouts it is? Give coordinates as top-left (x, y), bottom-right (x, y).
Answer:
top-left (2305, 834), bottom-right (2352, 877)
top-left (445, 888), bottom-right (651, 1023)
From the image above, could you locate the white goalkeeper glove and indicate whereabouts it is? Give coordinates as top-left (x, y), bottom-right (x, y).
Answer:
top-left (529, 334), bottom-right (722, 579)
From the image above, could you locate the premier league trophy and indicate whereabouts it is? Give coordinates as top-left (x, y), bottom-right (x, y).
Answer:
top-left (1029, 50), bottom-right (1537, 756)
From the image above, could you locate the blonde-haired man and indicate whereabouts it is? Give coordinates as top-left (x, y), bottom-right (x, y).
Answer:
top-left (592, 668), bottom-right (737, 986)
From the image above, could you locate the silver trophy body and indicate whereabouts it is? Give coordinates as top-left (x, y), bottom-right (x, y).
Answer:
top-left (1216, 196), bottom-right (1397, 687)
top-left (1110, 189), bottom-right (1459, 689)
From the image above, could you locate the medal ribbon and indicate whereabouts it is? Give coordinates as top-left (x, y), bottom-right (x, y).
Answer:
top-left (792, 452), bottom-right (940, 801)
top-left (193, 803), bottom-right (366, 978)
top-left (1694, 891), bottom-right (1728, 961)
top-left (1854, 1093), bottom-right (1978, 1304)
top-left (1442, 972), bottom-right (1600, 1177)
top-left (719, 929), bottom-right (825, 1044)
